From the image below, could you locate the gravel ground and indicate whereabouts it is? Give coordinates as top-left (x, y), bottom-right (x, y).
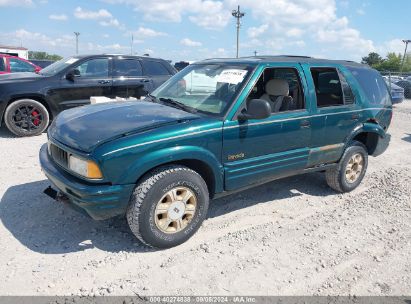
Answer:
top-left (0, 101), bottom-right (410, 296)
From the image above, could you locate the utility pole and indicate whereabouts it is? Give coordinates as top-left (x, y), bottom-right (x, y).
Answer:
top-left (74, 32), bottom-right (80, 55)
top-left (400, 39), bottom-right (411, 76)
top-left (232, 5), bottom-right (245, 58)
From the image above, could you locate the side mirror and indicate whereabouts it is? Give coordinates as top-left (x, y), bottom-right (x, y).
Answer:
top-left (34, 66), bottom-right (41, 74)
top-left (65, 69), bottom-right (80, 81)
top-left (238, 99), bottom-right (271, 121)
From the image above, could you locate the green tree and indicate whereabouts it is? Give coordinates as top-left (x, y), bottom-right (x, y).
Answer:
top-left (361, 52), bottom-right (383, 66)
top-left (374, 53), bottom-right (402, 72)
top-left (28, 51), bottom-right (63, 61)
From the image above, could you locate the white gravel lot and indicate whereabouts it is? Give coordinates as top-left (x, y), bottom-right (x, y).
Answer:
top-left (0, 101), bottom-right (410, 296)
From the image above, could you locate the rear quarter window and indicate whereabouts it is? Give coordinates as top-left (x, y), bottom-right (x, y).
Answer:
top-left (141, 60), bottom-right (171, 76)
top-left (348, 67), bottom-right (391, 106)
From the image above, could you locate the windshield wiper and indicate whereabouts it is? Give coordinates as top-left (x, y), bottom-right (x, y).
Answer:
top-left (158, 97), bottom-right (197, 113)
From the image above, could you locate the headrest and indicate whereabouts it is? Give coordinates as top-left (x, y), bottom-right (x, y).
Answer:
top-left (265, 79), bottom-right (289, 96)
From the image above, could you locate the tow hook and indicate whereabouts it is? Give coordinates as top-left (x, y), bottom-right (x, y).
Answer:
top-left (43, 186), bottom-right (69, 203)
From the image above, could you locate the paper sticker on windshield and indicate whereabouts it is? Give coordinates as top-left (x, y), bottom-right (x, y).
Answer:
top-left (65, 58), bottom-right (79, 64)
top-left (216, 69), bottom-right (247, 84)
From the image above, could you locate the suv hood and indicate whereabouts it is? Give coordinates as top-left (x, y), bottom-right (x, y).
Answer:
top-left (49, 101), bottom-right (200, 152)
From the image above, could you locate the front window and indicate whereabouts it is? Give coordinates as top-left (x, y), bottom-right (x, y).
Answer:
top-left (39, 57), bottom-right (80, 76)
top-left (74, 58), bottom-right (109, 78)
top-left (151, 64), bottom-right (255, 116)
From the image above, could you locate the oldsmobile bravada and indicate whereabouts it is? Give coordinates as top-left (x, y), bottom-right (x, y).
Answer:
top-left (40, 56), bottom-right (392, 248)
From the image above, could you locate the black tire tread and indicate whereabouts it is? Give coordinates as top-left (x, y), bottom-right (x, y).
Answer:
top-left (126, 165), bottom-right (206, 248)
top-left (325, 141), bottom-right (367, 193)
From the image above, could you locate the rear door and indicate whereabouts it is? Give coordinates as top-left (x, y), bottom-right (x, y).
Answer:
top-left (112, 57), bottom-right (152, 98)
top-left (52, 57), bottom-right (112, 110)
top-left (141, 59), bottom-right (174, 91)
top-left (302, 64), bottom-right (360, 166)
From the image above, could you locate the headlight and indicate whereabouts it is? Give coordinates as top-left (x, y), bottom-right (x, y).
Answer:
top-left (68, 155), bottom-right (103, 179)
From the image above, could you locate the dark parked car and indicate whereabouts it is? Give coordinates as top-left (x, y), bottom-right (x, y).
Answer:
top-left (395, 80), bottom-right (411, 99)
top-left (40, 56), bottom-right (392, 248)
top-left (174, 61), bottom-right (190, 71)
top-left (29, 59), bottom-right (55, 69)
top-left (384, 80), bottom-right (404, 103)
top-left (0, 54), bottom-right (176, 136)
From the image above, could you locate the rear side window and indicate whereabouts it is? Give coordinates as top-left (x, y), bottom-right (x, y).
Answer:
top-left (310, 67), bottom-right (355, 107)
top-left (339, 72), bottom-right (355, 104)
top-left (348, 67), bottom-right (391, 106)
top-left (142, 60), bottom-right (170, 76)
top-left (113, 59), bottom-right (142, 77)
top-left (311, 68), bottom-right (343, 107)
top-left (0, 57), bottom-right (5, 71)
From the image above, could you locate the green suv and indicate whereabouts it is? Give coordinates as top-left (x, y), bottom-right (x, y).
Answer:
top-left (40, 56), bottom-right (392, 248)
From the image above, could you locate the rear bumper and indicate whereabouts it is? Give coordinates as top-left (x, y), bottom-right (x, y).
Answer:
top-left (39, 144), bottom-right (135, 220)
top-left (373, 133), bottom-right (391, 157)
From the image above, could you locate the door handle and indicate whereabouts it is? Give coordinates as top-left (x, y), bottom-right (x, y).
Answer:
top-left (140, 79), bottom-right (150, 83)
top-left (98, 80), bottom-right (111, 84)
top-left (351, 114), bottom-right (360, 120)
top-left (300, 120), bottom-right (311, 128)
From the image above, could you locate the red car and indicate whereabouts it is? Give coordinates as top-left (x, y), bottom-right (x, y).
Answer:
top-left (0, 54), bottom-right (42, 74)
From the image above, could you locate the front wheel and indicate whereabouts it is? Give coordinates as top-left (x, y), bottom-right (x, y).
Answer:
top-left (325, 141), bottom-right (368, 193)
top-left (4, 99), bottom-right (49, 137)
top-left (127, 165), bottom-right (209, 248)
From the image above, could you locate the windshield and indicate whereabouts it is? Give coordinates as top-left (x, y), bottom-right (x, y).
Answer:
top-left (39, 57), bottom-right (80, 76)
top-left (151, 63), bottom-right (255, 116)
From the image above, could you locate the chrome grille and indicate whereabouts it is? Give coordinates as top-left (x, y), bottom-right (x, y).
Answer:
top-left (49, 143), bottom-right (69, 168)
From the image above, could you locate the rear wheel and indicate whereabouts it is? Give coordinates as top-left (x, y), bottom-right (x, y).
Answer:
top-left (325, 141), bottom-right (368, 193)
top-left (126, 165), bottom-right (209, 248)
top-left (4, 99), bottom-right (49, 137)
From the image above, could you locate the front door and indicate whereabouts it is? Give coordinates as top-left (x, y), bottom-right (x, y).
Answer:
top-left (52, 57), bottom-right (112, 111)
top-left (223, 64), bottom-right (312, 191)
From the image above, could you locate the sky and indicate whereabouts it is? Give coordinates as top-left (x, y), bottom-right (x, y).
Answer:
top-left (0, 0), bottom-right (409, 63)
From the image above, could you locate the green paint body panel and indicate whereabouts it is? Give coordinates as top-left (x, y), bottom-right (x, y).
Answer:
top-left (39, 58), bottom-right (392, 220)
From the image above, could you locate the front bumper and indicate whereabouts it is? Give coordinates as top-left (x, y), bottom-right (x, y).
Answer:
top-left (39, 144), bottom-right (135, 220)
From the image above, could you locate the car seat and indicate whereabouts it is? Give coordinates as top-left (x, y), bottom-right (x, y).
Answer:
top-left (260, 79), bottom-right (292, 112)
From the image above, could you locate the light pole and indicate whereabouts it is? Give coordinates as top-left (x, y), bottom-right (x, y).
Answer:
top-left (232, 5), bottom-right (245, 58)
top-left (254, 50), bottom-right (258, 57)
top-left (74, 32), bottom-right (80, 55)
top-left (400, 39), bottom-right (411, 76)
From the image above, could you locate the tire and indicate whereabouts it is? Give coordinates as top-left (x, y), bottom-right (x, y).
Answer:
top-left (4, 99), bottom-right (49, 137)
top-left (126, 165), bottom-right (209, 248)
top-left (325, 141), bottom-right (368, 193)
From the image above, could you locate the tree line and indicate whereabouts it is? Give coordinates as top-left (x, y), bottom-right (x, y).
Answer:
top-left (28, 51), bottom-right (63, 61)
top-left (361, 52), bottom-right (411, 72)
